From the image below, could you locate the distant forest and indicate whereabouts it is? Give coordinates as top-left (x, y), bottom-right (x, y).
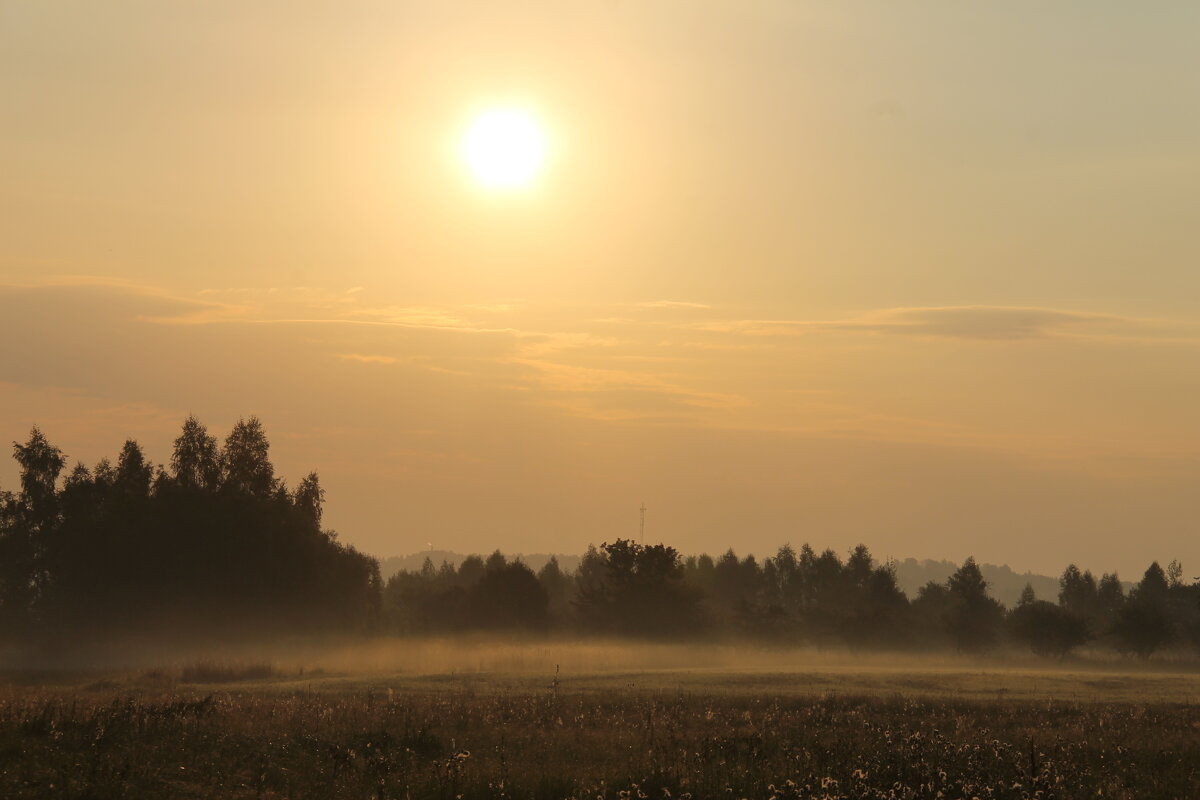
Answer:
top-left (379, 552), bottom-right (1071, 609)
top-left (387, 543), bottom-right (1197, 658)
top-left (1, 420), bottom-right (1196, 659)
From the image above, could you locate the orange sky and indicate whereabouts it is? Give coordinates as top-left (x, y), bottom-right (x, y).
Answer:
top-left (2, 2), bottom-right (1199, 577)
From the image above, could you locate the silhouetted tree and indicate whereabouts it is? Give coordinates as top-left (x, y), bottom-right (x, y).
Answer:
top-left (1168, 566), bottom-right (1200, 651)
top-left (802, 548), bottom-right (848, 641)
top-left (1058, 564), bottom-right (1099, 621)
top-left (12, 427), bottom-right (65, 528)
top-left (0, 418), bottom-right (380, 641)
top-left (710, 549), bottom-right (765, 628)
top-left (574, 545), bottom-right (610, 629)
top-left (771, 544), bottom-right (800, 611)
top-left (459, 554), bottom-right (486, 586)
top-left (0, 428), bottom-right (67, 628)
top-left (383, 553), bottom-right (549, 633)
top-left (485, 550), bottom-right (507, 573)
top-left (221, 417), bottom-right (275, 496)
top-left (846, 544), bottom-right (873, 587)
top-left (1009, 584), bottom-right (1089, 659)
top-left (171, 415), bottom-right (221, 490)
top-left (115, 440), bottom-right (153, 499)
top-left (574, 539), bottom-right (703, 636)
top-left (944, 557), bottom-right (1005, 651)
top-left (1139, 561), bottom-right (1170, 603)
top-left (470, 558), bottom-right (548, 630)
top-left (1091, 572), bottom-right (1126, 644)
top-left (383, 565), bottom-right (467, 634)
top-left (911, 581), bottom-right (954, 646)
top-left (856, 556), bottom-right (910, 647)
top-left (1097, 573), bottom-right (1125, 615)
top-left (1112, 562), bottom-right (1174, 658)
top-left (293, 472), bottom-right (325, 527)
top-left (538, 556), bottom-right (574, 625)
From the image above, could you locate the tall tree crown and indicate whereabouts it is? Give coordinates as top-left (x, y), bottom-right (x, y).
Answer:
top-left (293, 472), bottom-right (324, 526)
top-left (948, 557), bottom-right (989, 602)
top-left (115, 440), bottom-right (152, 497)
top-left (221, 417), bottom-right (275, 496)
top-left (171, 415), bottom-right (220, 489)
top-left (12, 427), bottom-right (65, 525)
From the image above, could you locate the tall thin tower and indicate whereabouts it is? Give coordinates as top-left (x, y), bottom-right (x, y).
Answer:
top-left (639, 502), bottom-right (646, 544)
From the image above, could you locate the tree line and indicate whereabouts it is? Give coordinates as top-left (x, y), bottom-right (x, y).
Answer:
top-left (385, 540), bottom-right (1200, 658)
top-left (0, 419), bottom-right (380, 642)
top-left (3, 419), bottom-right (1196, 658)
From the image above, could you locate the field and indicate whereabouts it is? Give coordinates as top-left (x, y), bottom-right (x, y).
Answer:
top-left (1, 641), bottom-right (1198, 799)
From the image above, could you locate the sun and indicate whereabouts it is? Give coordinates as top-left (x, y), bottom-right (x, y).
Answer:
top-left (460, 108), bottom-right (548, 190)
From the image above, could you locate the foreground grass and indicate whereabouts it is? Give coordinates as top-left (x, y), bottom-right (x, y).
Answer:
top-left (0, 666), bottom-right (1197, 800)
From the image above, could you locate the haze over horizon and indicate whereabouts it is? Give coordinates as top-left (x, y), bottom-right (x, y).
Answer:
top-left (3, 2), bottom-right (1199, 578)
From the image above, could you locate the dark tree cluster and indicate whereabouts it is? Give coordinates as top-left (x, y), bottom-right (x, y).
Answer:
top-left (0, 419), bottom-right (381, 643)
top-left (383, 551), bottom-right (549, 634)
top-left (385, 541), bottom-right (1200, 659)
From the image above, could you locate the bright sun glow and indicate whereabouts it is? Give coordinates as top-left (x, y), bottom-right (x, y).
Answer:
top-left (460, 108), bottom-right (548, 190)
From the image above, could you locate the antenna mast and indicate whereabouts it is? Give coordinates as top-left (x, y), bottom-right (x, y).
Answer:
top-left (639, 502), bottom-right (646, 545)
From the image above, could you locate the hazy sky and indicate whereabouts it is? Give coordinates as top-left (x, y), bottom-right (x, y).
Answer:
top-left (3, 2), bottom-right (1199, 578)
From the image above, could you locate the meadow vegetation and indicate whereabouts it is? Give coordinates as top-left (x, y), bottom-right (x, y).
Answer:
top-left (0, 654), bottom-right (1197, 800)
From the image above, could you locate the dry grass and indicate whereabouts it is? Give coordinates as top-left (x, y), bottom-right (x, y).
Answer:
top-left (0, 652), bottom-right (1197, 799)
top-left (179, 660), bottom-right (278, 684)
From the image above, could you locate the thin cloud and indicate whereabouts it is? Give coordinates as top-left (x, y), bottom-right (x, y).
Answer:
top-left (700, 305), bottom-right (1132, 341)
top-left (635, 300), bottom-right (713, 310)
top-left (0, 278), bottom-right (244, 325)
top-left (511, 358), bottom-right (747, 419)
top-left (515, 332), bottom-right (622, 358)
top-left (336, 353), bottom-right (402, 365)
top-left (463, 302), bottom-right (520, 313)
top-left (866, 306), bottom-right (1116, 340)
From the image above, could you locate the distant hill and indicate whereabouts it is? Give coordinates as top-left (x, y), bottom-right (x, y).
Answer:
top-left (892, 558), bottom-right (1061, 608)
top-left (379, 550), bottom-right (1074, 608)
